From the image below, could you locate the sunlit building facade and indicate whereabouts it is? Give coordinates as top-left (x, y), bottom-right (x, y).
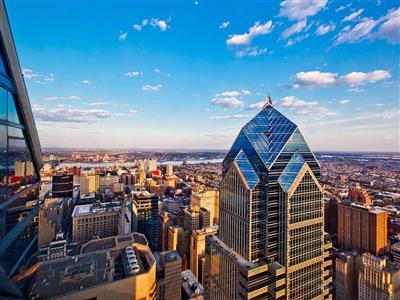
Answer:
top-left (0, 1), bottom-right (43, 296)
top-left (205, 98), bottom-right (332, 299)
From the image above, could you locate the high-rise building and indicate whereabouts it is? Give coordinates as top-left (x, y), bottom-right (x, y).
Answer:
top-left (72, 202), bottom-right (120, 242)
top-left (335, 250), bottom-right (360, 300)
top-left (38, 197), bottom-right (69, 247)
top-left (30, 233), bottom-right (156, 300)
top-left (0, 1), bottom-right (43, 294)
top-left (205, 98), bottom-right (332, 299)
top-left (358, 253), bottom-right (400, 300)
top-left (155, 250), bottom-right (182, 300)
top-left (168, 225), bottom-right (190, 266)
top-left (132, 190), bottom-right (159, 250)
top-left (158, 212), bottom-right (173, 252)
top-left (80, 170), bottom-right (99, 195)
top-left (324, 198), bottom-right (338, 237)
top-left (190, 226), bottom-right (218, 284)
top-left (184, 206), bottom-right (211, 232)
top-left (337, 202), bottom-right (388, 256)
top-left (191, 189), bottom-right (219, 225)
top-left (52, 173), bottom-right (73, 198)
top-left (165, 164), bottom-right (173, 177)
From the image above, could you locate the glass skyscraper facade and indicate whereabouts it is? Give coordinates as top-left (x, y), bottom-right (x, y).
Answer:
top-left (0, 0), bottom-right (43, 294)
top-left (205, 98), bottom-right (333, 299)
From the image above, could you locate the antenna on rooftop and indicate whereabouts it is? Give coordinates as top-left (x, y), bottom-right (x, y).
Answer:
top-left (263, 92), bottom-right (272, 108)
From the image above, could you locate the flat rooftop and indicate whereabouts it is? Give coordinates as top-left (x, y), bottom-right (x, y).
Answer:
top-left (72, 203), bottom-right (120, 217)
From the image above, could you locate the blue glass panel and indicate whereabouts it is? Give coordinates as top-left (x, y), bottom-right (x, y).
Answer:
top-left (278, 152), bottom-right (305, 192)
top-left (7, 93), bottom-right (20, 124)
top-left (235, 149), bottom-right (259, 190)
top-left (0, 87), bottom-right (7, 120)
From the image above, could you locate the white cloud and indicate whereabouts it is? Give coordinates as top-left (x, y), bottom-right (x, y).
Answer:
top-left (154, 68), bottom-right (161, 73)
top-left (342, 9), bottom-right (364, 22)
top-left (339, 99), bottom-right (350, 104)
top-left (22, 68), bottom-right (39, 79)
top-left (235, 46), bottom-right (268, 57)
top-left (129, 110), bottom-right (138, 114)
top-left (277, 96), bottom-right (335, 116)
top-left (32, 105), bottom-right (126, 123)
top-left (245, 101), bottom-right (265, 110)
top-left (210, 114), bottom-right (250, 120)
top-left (347, 87), bottom-right (365, 93)
top-left (150, 18), bottom-right (169, 31)
top-left (89, 101), bottom-right (116, 106)
top-left (335, 18), bottom-right (378, 45)
top-left (376, 8), bottom-right (400, 44)
top-left (282, 20), bottom-right (307, 38)
top-left (294, 71), bottom-right (338, 88)
top-left (376, 103), bottom-right (384, 107)
top-left (315, 23), bottom-right (336, 36)
top-left (220, 91), bottom-right (241, 97)
top-left (227, 33), bottom-right (252, 46)
top-left (133, 24), bottom-right (142, 31)
top-left (210, 97), bottom-right (244, 108)
top-left (227, 20), bottom-right (273, 46)
top-left (119, 31), bottom-right (128, 41)
top-left (219, 21), bottom-right (230, 29)
top-left (290, 70), bottom-right (390, 89)
top-left (279, 0), bottom-right (328, 21)
top-left (241, 89), bottom-right (251, 95)
top-left (82, 80), bottom-right (91, 85)
top-left (22, 68), bottom-right (55, 84)
top-left (44, 96), bottom-right (59, 101)
top-left (132, 18), bottom-right (171, 32)
top-left (125, 71), bottom-right (143, 77)
top-left (340, 70), bottom-right (391, 86)
top-left (68, 96), bottom-right (81, 100)
top-left (335, 8), bottom-right (400, 45)
top-left (142, 84), bottom-right (162, 91)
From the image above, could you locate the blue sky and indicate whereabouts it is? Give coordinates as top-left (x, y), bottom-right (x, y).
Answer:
top-left (6, 0), bottom-right (400, 151)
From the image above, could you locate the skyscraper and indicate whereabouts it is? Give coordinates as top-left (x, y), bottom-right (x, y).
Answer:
top-left (337, 202), bottom-right (388, 256)
top-left (0, 1), bottom-right (43, 296)
top-left (205, 97), bottom-right (332, 299)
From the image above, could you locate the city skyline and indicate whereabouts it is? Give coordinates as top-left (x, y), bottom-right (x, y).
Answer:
top-left (7, 0), bottom-right (400, 151)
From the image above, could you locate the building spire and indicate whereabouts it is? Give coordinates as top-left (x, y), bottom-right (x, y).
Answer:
top-left (262, 94), bottom-right (272, 108)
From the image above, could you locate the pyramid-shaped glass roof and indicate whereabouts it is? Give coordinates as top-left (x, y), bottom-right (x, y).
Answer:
top-left (278, 152), bottom-right (305, 192)
top-left (234, 149), bottom-right (259, 190)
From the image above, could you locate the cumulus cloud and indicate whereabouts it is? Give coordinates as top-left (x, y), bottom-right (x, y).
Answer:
top-left (209, 114), bottom-right (250, 120)
top-left (211, 97), bottom-right (244, 108)
top-left (133, 17), bottom-right (171, 32)
top-left (219, 21), bottom-right (230, 29)
top-left (340, 70), bottom-right (391, 86)
top-left (315, 23), bottom-right (336, 36)
top-left (125, 71), bottom-right (143, 77)
top-left (245, 101), bottom-right (265, 110)
top-left (82, 80), bottom-right (91, 85)
top-left (339, 99), bottom-right (350, 104)
top-left (290, 70), bottom-right (391, 89)
top-left (32, 105), bottom-right (134, 123)
top-left (342, 9), bottom-right (364, 22)
top-left (226, 20), bottom-right (273, 46)
top-left (279, 0), bottom-right (328, 21)
top-left (142, 84), bottom-right (162, 91)
top-left (282, 20), bottom-right (307, 38)
top-left (293, 71), bottom-right (338, 88)
top-left (277, 96), bottom-right (335, 116)
top-left (119, 32), bottom-right (128, 41)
